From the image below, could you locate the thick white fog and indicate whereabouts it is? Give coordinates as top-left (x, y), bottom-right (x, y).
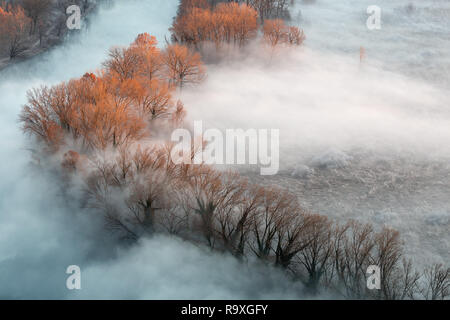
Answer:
top-left (0, 0), bottom-right (449, 298)
top-left (0, 0), bottom-right (307, 299)
top-left (181, 0), bottom-right (450, 266)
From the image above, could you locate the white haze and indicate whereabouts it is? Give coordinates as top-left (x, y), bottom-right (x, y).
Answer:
top-left (181, 0), bottom-right (450, 266)
top-left (0, 0), bottom-right (449, 299)
top-left (0, 0), bottom-right (307, 299)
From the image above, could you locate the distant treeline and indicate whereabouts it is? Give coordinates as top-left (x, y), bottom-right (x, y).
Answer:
top-left (171, 0), bottom-right (304, 51)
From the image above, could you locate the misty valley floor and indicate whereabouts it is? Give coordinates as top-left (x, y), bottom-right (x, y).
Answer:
top-left (247, 154), bottom-right (450, 266)
top-left (0, 0), bottom-right (448, 299)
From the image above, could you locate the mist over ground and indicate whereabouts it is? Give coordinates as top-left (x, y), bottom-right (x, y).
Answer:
top-left (0, 0), bottom-right (448, 298)
top-left (0, 0), bottom-right (308, 299)
top-left (182, 0), bottom-right (450, 266)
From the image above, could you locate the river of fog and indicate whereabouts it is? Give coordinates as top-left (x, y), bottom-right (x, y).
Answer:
top-left (0, 0), bottom-right (308, 300)
top-left (0, 0), bottom-right (448, 299)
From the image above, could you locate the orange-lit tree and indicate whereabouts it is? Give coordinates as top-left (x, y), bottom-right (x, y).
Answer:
top-left (171, 2), bottom-right (258, 49)
top-left (163, 44), bottom-right (206, 88)
top-left (0, 4), bottom-right (31, 58)
top-left (19, 27), bottom-right (448, 300)
top-left (263, 19), bottom-right (305, 50)
top-left (20, 34), bottom-right (201, 152)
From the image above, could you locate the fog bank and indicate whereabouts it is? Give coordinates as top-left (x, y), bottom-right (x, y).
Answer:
top-left (0, 0), bottom-right (304, 299)
top-left (181, 0), bottom-right (450, 266)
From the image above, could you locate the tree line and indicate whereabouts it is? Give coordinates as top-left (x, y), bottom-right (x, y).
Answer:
top-left (20, 31), bottom-right (449, 300)
top-left (20, 33), bottom-right (204, 150)
top-left (170, 0), bottom-right (304, 51)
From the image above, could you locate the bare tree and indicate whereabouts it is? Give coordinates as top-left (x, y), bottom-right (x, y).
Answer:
top-left (249, 187), bottom-right (297, 261)
top-left (333, 221), bottom-right (376, 298)
top-left (420, 264), bottom-right (450, 300)
top-left (215, 179), bottom-right (261, 256)
top-left (0, 4), bottom-right (31, 58)
top-left (21, 0), bottom-right (51, 35)
top-left (293, 215), bottom-right (334, 293)
top-left (163, 44), bottom-right (206, 88)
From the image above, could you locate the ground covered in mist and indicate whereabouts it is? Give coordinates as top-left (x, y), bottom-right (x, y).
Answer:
top-left (0, 0), bottom-right (310, 300)
top-left (182, 0), bottom-right (450, 266)
top-left (0, 0), bottom-right (448, 298)
top-left (182, 46), bottom-right (450, 266)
